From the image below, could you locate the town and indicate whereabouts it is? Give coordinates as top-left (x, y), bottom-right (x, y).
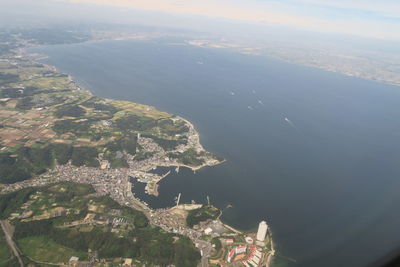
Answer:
top-left (0, 27), bottom-right (273, 267)
top-left (1, 154), bottom-right (274, 267)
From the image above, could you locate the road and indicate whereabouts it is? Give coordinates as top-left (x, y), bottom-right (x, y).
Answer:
top-left (0, 220), bottom-right (24, 267)
top-left (196, 240), bottom-right (212, 267)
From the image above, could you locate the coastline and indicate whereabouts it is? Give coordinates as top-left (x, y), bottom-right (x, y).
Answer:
top-left (26, 48), bottom-right (224, 172)
top-left (0, 41), bottom-right (226, 203)
top-left (2, 38), bottom-right (275, 266)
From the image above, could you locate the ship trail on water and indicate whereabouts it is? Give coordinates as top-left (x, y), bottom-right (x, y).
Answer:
top-left (284, 117), bottom-right (295, 128)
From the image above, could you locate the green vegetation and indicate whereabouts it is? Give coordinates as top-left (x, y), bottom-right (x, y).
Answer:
top-left (209, 237), bottom-right (224, 260)
top-left (15, 223), bottom-right (200, 266)
top-left (81, 97), bottom-right (120, 114)
top-left (169, 148), bottom-right (205, 166)
top-left (51, 143), bottom-right (73, 165)
top-left (18, 236), bottom-right (87, 263)
top-left (54, 104), bottom-right (86, 118)
top-left (144, 134), bottom-right (185, 151)
top-left (171, 237), bottom-right (201, 267)
top-left (0, 143), bottom-right (100, 184)
top-left (157, 119), bottom-right (189, 136)
top-left (0, 86), bottom-right (39, 99)
top-left (103, 144), bottom-right (130, 168)
top-left (0, 135), bottom-right (140, 183)
top-left (104, 134), bottom-right (137, 155)
top-left (104, 153), bottom-right (129, 168)
top-left (115, 114), bottom-right (157, 132)
top-left (0, 188), bottom-right (35, 219)
top-left (52, 119), bottom-right (93, 135)
top-left (0, 88), bottom-right (23, 98)
top-left (0, 144), bottom-right (56, 184)
top-left (0, 152), bottom-right (32, 184)
top-left (186, 205), bottom-right (221, 228)
top-left (134, 151), bottom-right (156, 161)
top-left (0, 232), bottom-right (12, 264)
top-left (211, 237), bottom-right (222, 252)
top-left (180, 149), bottom-right (205, 166)
top-left (0, 72), bottom-right (19, 86)
top-left (0, 182), bottom-right (201, 266)
top-left (17, 146), bottom-right (54, 174)
top-left (71, 146), bottom-right (99, 167)
top-left (15, 96), bottom-right (34, 110)
top-left (0, 258), bottom-right (20, 267)
top-left (0, 28), bottom-right (219, 185)
top-left (48, 181), bottom-right (95, 196)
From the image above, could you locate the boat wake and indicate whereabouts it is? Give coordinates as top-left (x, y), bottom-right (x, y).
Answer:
top-left (284, 117), bottom-right (295, 128)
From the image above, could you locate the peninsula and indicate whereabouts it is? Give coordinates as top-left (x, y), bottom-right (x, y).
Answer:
top-left (0, 26), bottom-right (274, 267)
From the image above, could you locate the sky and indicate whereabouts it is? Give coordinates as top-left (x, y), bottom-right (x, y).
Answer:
top-left (61, 0), bottom-right (400, 40)
top-left (0, 0), bottom-right (399, 41)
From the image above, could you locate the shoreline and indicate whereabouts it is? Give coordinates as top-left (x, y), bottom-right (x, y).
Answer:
top-left (4, 38), bottom-right (275, 266)
top-left (27, 31), bottom-right (400, 88)
top-left (22, 47), bottom-right (225, 173)
top-left (14, 40), bottom-right (228, 209)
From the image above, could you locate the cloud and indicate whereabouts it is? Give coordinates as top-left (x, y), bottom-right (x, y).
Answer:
top-left (60, 0), bottom-right (400, 40)
top-left (285, 0), bottom-right (400, 18)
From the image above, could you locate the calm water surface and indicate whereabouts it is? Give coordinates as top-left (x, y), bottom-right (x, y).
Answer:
top-left (33, 39), bottom-right (400, 267)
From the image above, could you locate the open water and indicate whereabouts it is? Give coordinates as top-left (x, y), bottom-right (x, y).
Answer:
top-left (33, 39), bottom-right (400, 267)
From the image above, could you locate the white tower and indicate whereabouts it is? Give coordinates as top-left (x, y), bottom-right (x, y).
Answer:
top-left (256, 221), bottom-right (268, 242)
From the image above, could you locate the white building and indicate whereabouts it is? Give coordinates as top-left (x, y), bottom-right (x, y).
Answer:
top-left (235, 246), bottom-right (246, 254)
top-left (256, 221), bottom-right (268, 242)
top-left (69, 256), bottom-right (79, 263)
top-left (204, 227), bottom-right (213, 235)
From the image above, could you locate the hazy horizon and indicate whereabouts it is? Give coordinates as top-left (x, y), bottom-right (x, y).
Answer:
top-left (2, 1), bottom-right (400, 266)
top-left (1, 0), bottom-right (400, 42)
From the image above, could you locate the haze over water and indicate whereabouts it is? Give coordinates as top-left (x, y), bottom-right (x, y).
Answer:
top-left (33, 39), bottom-right (400, 267)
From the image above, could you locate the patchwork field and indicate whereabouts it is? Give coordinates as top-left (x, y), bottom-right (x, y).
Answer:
top-left (0, 182), bottom-right (200, 266)
top-left (0, 57), bottom-right (212, 184)
top-left (18, 236), bottom-right (87, 263)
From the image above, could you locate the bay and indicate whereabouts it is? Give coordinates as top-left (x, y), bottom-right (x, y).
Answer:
top-left (32, 39), bottom-right (400, 267)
